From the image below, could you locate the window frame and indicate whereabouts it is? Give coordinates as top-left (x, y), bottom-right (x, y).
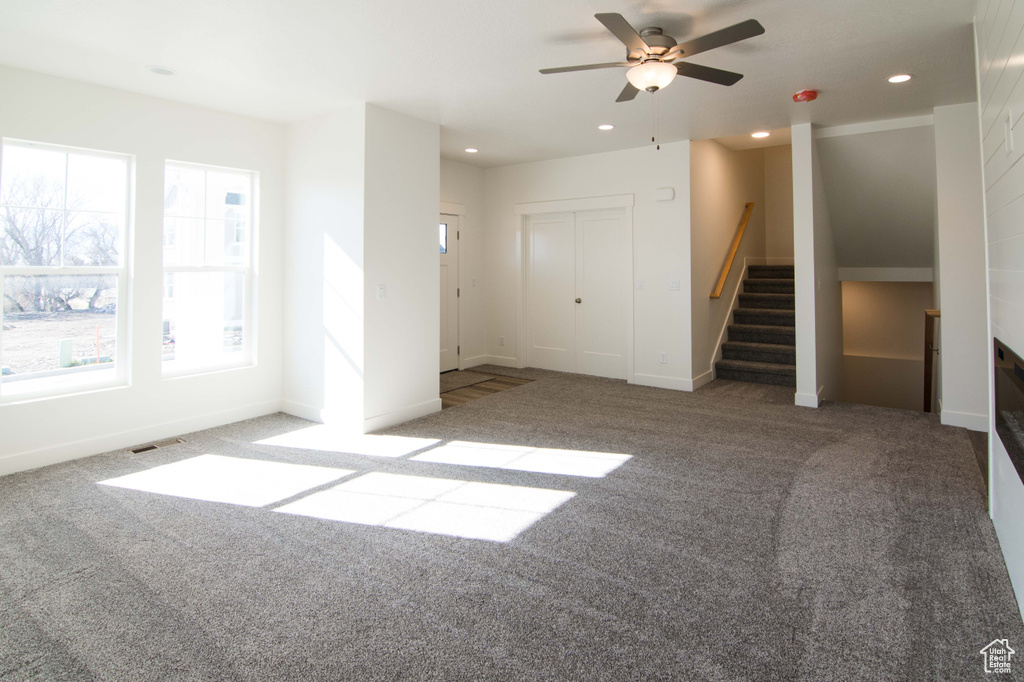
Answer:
top-left (161, 159), bottom-right (258, 378)
top-left (0, 138), bottom-right (133, 402)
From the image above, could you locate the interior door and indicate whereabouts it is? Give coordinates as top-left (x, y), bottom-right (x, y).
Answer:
top-left (575, 209), bottom-right (628, 379)
top-left (526, 213), bottom-right (576, 372)
top-left (526, 209), bottom-right (628, 379)
top-left (439, 214), bottom-right (459, 372)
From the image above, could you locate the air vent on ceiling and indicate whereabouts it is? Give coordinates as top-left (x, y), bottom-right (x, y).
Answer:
top-left (130, 438), bottom-right (185, 454)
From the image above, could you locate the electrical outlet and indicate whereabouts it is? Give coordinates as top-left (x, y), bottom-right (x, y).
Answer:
top-left (669, 279), bottom-right (680, 291)
top-left (376, 284), bottom-right (386, 300)
top-left (660, 352), bottom-right (668, 364)
top-left (499, 336), bottom-right (505, 347)
top-left (472, 278), bottom-right (477, 287)
top-left (637, 279), bottom-right (645, 290)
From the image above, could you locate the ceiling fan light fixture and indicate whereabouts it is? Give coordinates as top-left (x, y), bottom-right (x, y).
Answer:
top-left (626, 61), bottom-right (677, 93)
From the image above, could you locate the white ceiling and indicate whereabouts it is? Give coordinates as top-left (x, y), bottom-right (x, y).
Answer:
top-left (816, 124), bottom-right (937, 268)
top-left (0, 0), bottom-right (977, 167)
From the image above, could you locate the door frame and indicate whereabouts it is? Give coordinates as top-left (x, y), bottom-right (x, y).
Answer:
top-left (514, 194), bottom-right (635, 384)
top-left (440, 202), bottom-right (465, 370)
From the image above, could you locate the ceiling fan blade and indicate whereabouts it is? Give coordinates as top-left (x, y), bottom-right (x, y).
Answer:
top-left (616, 82), bottom-right (640, 102)
top-left (595, 13), bottom-right (650, 54)
top-left (540, 62), bottom-right (630, 75)
top-left (675, 61), bottom-right (744, 86)
top-left (673, 19), bottom-right (765, 58)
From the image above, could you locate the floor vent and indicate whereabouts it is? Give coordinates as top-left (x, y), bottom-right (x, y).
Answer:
top-left (130, 438), bottom-right (185, 454)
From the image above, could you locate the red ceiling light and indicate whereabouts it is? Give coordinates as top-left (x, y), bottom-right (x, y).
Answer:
top-left (793, 89), bottom-right (818, 102)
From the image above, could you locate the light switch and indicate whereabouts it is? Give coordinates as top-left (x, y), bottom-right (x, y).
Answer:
top-left (669, 279), bottom-right (680, 291)
top-left (377, 285), bottom-right (386, 300)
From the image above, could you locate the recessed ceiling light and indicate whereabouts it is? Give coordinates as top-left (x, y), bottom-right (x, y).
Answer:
top-left (147, 65), bottom-right (176, 76)
top-left (888, 74), bottom-right (912, 83)
top-left (751, 131), bottom-right (770, 138)
top-left (464, 148), bottom-right (478, 153)
top-left (598, 124), bottom-right (614, 131)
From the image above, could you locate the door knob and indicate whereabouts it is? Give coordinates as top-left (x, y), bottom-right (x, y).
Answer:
top-left (575, 298), bottom-right (582, 304)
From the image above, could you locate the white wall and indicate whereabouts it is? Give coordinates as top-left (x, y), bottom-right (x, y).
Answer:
top-left (482, 142), bottom-right (693, 389)
top-left (764, 144), bottom-right (794, 261)
top-left (284, 106), bottom-right (366, 428)
top-left (284, 104), bottom-right (440, 432)
top-left (792, 123), bottom-right (843, 407)
top-left (933, 102), bottom-right (989, 431)
top-left (976, 0), bottom-right (1024, 620)
top-left (689, 140), bottom-right (766, 381)
top-left (440, 159), bottom-right (487, 366)
top-left (362, 105), bottom-right (440, 430)
top-left (0, 65), bottom-right (286, 476)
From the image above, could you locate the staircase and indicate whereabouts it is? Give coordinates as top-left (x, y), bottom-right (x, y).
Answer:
top-left (715, 265), bottom-right (796, 387)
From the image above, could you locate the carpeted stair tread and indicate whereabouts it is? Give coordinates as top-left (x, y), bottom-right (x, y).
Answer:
top-left (746, 265), bottom-right (795, 279)
top-left (728, 323), bottom-right (796, 334)
top-left (743, 279), bottom-right (795, 294)
top-left (715, 359), bottom-right (796, 375)
top-left (722, 341), bottom-right (796, 353)
top-left (738, 293), bottom-right (795, 309)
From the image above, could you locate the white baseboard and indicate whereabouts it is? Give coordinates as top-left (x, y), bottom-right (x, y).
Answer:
top-left (0, 399), bottom-right (283, 478)
top-left (478, 355), bottom-right (518, 368)
top-left (632, 373), bottom-right (694, 392)
top-left (795, 391), bottom-right (820, 408)
top-left (363, 398), bottom-right (441, 433)
top-left (940, 409), bottom-right (989, 432)
top-left (460, 354), bottom-right (490, 369)
top-left (691, 370), bottom-right (713, 390)
top-left (280, 399), bottom-right (324, 423)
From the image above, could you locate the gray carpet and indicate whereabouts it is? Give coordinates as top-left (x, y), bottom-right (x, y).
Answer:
top-left (439, 369), bottom-right (495, 393)
top-left (2, 366), bottom-right (1023, 681)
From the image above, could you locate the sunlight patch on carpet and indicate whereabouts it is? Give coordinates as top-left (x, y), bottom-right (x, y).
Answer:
top-left (255, 425), bottom-right (439, 458)
top-left (99, 454), bottom-right (354, 507)
top-left (410, 441), bottom-right (631, 478)
top-left (274, 472), bottom-right (575, 542)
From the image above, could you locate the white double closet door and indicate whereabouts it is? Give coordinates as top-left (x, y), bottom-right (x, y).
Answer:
top-left (526, 208), bottom-right (629, 380)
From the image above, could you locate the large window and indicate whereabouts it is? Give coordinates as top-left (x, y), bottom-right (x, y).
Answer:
top-left (162, 162), bottom-right (255, 375)
top-left (0, 140), bottom-right (130, 400)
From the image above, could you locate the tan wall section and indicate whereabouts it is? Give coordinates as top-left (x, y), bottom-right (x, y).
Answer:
top-left (840, 281), bottom-right (933, 411)
top-left (764, 144), bottom-right (794, 260)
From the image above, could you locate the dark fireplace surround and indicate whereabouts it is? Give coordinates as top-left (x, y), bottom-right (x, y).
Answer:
top-left (994, 338), bottom-right (1024, 486)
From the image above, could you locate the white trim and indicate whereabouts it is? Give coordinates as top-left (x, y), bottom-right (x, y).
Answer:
top-left (363, 397), bottom-right (441, 433)
top-left (281, 398), bottom-right (322, 423)
top-left (691, 369), bottom-right (714, 390)
top-left (814, 115), bottom-right (934, 139)
top-left (440, 201), bottom-right (466, 216)
top-left (794, 387), bottom-right (822, 408)
top-left (0, 399), bottom-right (282, 478)
top-left (632, 373), bottom-right (694, 392)
top-left (940, 409), bottom-right (989, 432)
top-left (459, 354), bottom-right (491, 369)
top-left (513, 194), bottom-right (634, 216)
top-left (478, 354), bottom-right (518, 368)
top-left (765, 257), bottom-right (795, 266)
top-left (837, 267), bottom-right (934, 282)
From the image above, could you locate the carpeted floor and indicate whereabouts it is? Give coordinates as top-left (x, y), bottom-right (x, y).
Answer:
top-left (439, 369), bottom-right (495, 393)
top-left (1, 366), bottom-right (1022, 680)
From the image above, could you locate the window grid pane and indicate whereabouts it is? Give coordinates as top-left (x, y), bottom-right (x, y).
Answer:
top-left (0, 141), bottom-right (130, 400)
top-left (162, 162), bottom-right (255, 375)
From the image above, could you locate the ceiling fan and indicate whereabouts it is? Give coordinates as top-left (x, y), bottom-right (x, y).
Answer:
top-left (540, 13), bottom-right (765, 102)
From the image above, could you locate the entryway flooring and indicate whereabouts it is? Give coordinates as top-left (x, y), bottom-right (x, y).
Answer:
top-left (440, 374), bottom-right (532, 409)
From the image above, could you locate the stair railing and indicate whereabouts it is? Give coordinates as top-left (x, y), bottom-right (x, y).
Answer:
top-left (710, 202), bottom-right (756, 299)
top-left (923, 309), bottom-right (940, 412)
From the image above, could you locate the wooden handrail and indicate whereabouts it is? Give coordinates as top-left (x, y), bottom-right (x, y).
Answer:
top-left (923, 309), bottom-right (941, 412)
top-left (710, 202), bottom-right (755, 299)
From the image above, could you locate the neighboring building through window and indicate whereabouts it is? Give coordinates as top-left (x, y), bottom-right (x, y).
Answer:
top-left (0, 140), bottom-right (131, 400)
top-left (162, 162), bottom-right (255, 374)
